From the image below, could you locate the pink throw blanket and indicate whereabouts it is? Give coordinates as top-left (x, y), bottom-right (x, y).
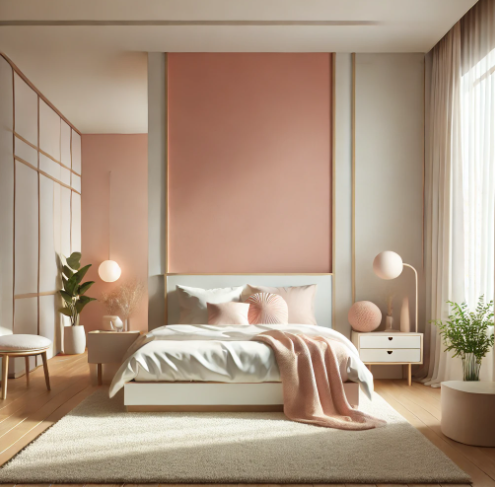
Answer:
top-left (255, 330), bottom-right (386, 430)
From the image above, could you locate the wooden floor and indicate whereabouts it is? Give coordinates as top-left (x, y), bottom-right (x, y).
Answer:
top-left (0, 352), bottom-right (492, 486)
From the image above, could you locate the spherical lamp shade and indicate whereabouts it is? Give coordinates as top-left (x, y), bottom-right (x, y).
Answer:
top-left (98, 260), bottom-right (121, 282)
top-left (373, 251), bottom-right (403, 280)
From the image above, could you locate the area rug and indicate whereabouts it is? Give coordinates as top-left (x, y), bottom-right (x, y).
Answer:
top-left (0, 390), bottom-right (470, 484)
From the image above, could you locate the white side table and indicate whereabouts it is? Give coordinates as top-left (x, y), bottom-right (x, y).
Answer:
top-left (87, 331), bottom-right (140, 385)
top-left (352, 331), bottom-right (423, 386)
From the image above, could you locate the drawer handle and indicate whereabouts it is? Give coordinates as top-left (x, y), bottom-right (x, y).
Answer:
top-left (387, 351), bottom-right (393, 354)
top-left (388, 337), bottom-right (393, 341)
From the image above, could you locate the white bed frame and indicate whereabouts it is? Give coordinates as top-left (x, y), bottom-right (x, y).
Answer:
top-left (125, 381), bottom-right (359, 412)
top-left (124, 275), bottom-right (361, 412)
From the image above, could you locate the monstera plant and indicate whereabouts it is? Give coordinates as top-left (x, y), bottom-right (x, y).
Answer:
top-left (59, 252), bottom-right (96, 327)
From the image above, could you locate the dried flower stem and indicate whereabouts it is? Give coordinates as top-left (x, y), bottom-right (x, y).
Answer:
top-left (103, 278), bottom-right (145, 321)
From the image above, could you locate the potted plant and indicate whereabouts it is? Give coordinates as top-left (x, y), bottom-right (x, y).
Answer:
top-left (434, 296), bottom-right (494, 381)
top-left (59, 252), bottom-right (96, 354)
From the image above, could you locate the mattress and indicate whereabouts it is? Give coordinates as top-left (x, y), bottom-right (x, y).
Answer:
top-left (133, 339), bottom-right (281, 383)
top-left (109, 324), bottom-right (374, 399)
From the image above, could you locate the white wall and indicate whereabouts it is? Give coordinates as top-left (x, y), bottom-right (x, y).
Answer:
top-left (333, 53), bottom-right (425, 378)
top-left (147, 52), bottom-right (167, 329)
top-left (333, 53), bottom-right (353, 339)
top-left (354, 53), bottom-right (425, 378)
top-left (0, 55), bottom-right (82, 376)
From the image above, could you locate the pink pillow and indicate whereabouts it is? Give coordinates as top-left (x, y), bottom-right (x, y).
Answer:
top-left (243, 284), bottom-right (317, 325)
top-left (207, 302), bottom-right (250, 326)
top-left (247, 293), bottom-right (288, 325)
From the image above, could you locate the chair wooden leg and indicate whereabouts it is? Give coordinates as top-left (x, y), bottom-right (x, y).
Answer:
top-left (1, 355), bottom-right (9, 400)
top-left (25, 356), bottom-right (30, 385)
top-left (41, 351), bottom-right (51, 391)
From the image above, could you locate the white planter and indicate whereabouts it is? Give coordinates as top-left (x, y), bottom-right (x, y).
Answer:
top-left (64, 325), bottom-right (87, 355)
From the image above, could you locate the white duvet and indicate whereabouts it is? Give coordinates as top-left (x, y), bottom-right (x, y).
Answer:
top-left (109, 324), bottom-right (374, 399)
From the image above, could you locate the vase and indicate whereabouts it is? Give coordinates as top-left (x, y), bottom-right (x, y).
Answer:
top-left (102, 315), bottom-right (123, 331)
top-left (462, 353), bottom-right (481, 381)
top-left (63, 325), bottom-right (87, 354)
top-left (400, 297), bottom-right (410, 333)
top-left (385, 315), bottom-right (394, 331)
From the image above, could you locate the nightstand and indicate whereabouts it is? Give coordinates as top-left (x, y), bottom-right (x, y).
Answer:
top-left (87, 330), bottom-right (140, 385)
top-left (351, 331), bottom-right (423, 386)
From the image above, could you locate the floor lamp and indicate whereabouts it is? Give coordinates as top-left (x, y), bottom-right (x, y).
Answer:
top-left (372, 250), bottom-right (418, 333)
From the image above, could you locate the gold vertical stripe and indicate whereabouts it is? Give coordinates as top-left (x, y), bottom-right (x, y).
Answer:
top-left (351, 53), bottom-right (356, 304)
top-left (12, 66), bottom-right (16, 332)
top-left (69, 127), bottom-right (73, 254)
top-left (164, 53), bottom-right (169, 325)
top-left (37, 95), bottom-right (41, 336)
top-left (70, 125), bottom-right (72, 173)
top-left (331, 52), bottom-right (336, 328)
top-left (422, 56), bottom-right (426, 271)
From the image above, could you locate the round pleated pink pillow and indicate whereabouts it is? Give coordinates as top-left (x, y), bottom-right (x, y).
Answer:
top-left (348, 301), bottom-right (382, 332)
top-left (247, 293), bottom-right (289, 325)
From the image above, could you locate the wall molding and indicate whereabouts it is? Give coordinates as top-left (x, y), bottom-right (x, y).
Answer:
top-left (15, 132), bottom-right (81, 176)
top-left (166, 273), bottom-right (334, 276)
top-left (351, 52), bottom-right (356, 304)
top-left (1, 55), bottom-right (82, 368)
top-left (14, 156), bottom-right (81, 194)
top-left (0, 52), bottom-right (81, 135)
top-left (15, 291), bottom-right (58, 300)
top-left (0, 20), bottom-right (379, 27)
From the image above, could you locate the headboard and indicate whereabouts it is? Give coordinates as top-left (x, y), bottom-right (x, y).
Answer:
top-left (166, 275), bottom-right (333, 327)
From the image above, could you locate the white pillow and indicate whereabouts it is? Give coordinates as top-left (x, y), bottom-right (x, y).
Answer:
top-left (176, 285), bottom-right (244, 324)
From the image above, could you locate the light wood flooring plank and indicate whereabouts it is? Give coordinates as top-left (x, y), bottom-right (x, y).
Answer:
top-left (0, 361), bottom-right (91, 436)
top-left (376, 383), bottom-right (494, 487)
top-left (0, 373), bottom-right (92, 448)
top-left (385, 381), bottom-right (495, 480)
top-left (0, 353), bottom-right (87, 412)
top-left (0, 383), bottom-right (96, 466)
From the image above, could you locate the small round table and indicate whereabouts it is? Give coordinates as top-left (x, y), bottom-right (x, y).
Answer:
top-left (441, 380), bottom-right (495, 447)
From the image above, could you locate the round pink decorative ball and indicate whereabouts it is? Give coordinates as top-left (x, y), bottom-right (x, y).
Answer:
top-left (348, 301), bottom-right (382, 332)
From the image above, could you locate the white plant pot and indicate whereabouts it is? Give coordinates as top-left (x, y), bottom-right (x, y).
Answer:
top-left (64, 325), bottom-right (87, 355)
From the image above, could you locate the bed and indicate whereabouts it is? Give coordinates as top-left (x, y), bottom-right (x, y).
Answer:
top-left (109, 275), bottom-right (374, 412)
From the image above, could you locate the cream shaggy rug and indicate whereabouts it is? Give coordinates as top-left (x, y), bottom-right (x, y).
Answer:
top-left (0, 390), bottom-right (469, 484)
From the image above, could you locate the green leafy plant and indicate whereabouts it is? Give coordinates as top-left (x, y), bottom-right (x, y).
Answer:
top-left (59, 252), bottom-right (96, 326)
top-left (433, 296), bottom-right (495, 364)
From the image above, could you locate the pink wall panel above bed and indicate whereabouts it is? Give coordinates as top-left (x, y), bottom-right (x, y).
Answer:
top-left (168, 53), bottom-right (332, 274)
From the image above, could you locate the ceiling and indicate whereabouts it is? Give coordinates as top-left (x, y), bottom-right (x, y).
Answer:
top-left (0, 0), bottom-right (478, 134)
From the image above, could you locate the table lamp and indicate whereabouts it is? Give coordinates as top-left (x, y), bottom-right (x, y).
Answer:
top-left (373, 250), bottom-right (418, 333)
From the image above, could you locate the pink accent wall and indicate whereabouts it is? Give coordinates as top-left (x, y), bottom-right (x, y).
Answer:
top-left (81, 134), bottom-right (148, 332)
top-left (168, 53), bottom-right (332, 274)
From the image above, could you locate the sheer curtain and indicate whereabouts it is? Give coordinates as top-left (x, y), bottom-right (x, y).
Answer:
top-left (424, 0), bottom-right (495, 386)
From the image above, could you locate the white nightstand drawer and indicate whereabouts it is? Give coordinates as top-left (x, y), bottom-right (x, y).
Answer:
top-left (360, 348), bottom-right (421, 364)
top-left (360, 334), bottom-right (420, 349)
